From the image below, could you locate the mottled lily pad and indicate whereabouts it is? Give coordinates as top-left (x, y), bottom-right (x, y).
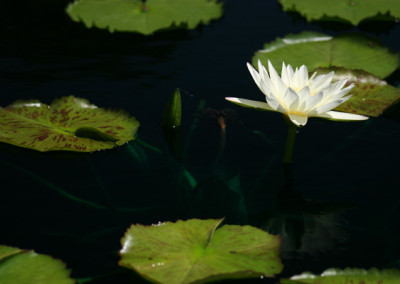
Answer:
top-left (280, 0), bottom-right (400, 26)
top-left (281, 268), bottom-right (400, 284)
top-left (0, 96), bottom-right (139, 152)
top-left (0, 245), bottom-right (75, 284)
top-left (315, 67), bottom-right (400, 117)
top-left (252, 31), bottom-right (399, 79)
top-left (66, 0), bottom-right (223, 35)
top-left (119, 218), bottom-right (282, 284)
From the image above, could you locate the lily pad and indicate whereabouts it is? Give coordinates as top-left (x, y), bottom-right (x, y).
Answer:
top-left (281, 268), bottom-right (400, 284)
top-left (315, 67), bottom-right (400, 117)
top-left (0, 96), bottom-right (139, 152)
top-left (279, 0), bottom-right (400, 26)
top-left (66, 0), bottom-right (223, 35)
top-left (252, 31), bottom-right (399, 79)
top-left (0, 245), bottom-right (75, 284)
top-left (119, 218), bottom-right (282, 284)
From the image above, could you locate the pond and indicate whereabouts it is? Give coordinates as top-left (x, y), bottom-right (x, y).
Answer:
top-left (1, 0), bottom-right (400, 283)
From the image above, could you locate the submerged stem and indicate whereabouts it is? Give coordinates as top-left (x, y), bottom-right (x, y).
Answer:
top-left (214, 115), bottom-right (226, 165)
top-left (283, 124), bottom-right (297, 164)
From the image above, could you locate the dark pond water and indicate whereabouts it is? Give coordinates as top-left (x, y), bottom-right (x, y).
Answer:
top-left (1, 0), bottom-right (400, 283)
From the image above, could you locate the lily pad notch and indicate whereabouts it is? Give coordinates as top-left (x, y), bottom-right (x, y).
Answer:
top-left (119, 218), bottom-right (282, 284)
top-left (0, 96), bottom-right (140, 152)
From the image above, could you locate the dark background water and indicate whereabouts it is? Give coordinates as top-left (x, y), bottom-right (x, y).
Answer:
top-left (1, 0), bottom-right (400, 283)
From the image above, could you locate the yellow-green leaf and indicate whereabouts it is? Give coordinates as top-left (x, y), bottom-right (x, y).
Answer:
top-left (280, 0), bottom-right (400, 26)
top-left (0, 96), bottom-right (139, 152)
top-left (252, 31), bottom-right (399, 79)
top-left (0, 245), bottom-right (75, 284)
top-left (315, 67), bottom-right (400, 117)
top-left (281, 268), bottom-right (400, 284)
top-left (66, 0), bottom-right (223, 35)
top-left (119, 218), bottom-right (282, 284)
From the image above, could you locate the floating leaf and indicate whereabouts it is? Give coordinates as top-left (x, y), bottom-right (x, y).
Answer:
top-left (66, 0), bottom-right (223, 35)
top-left (252, 31), bottom-right (399, 79)
top-left (119, 218), bottom-right (282, 284)
top-left (314, 67), bottom-right (400, 117)
top-left (279, 0), bottom-right (400, 26)
top-left (0, 245), bottom-right (23, 260)
top-left (281, 268), bottom-right (400, 284)
top-left (0, 245), bottom-right (75, 284)
top-left (0, 96), bottom-right (139, 152)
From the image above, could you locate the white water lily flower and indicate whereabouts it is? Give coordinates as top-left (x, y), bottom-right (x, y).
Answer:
top-left (226, 60), bottom-right (368, 127)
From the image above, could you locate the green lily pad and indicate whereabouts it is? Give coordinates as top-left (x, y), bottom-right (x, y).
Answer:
top-left (252, 31), bottom-right (399, 79)
top-left (281, 268), bottom-right (400, 284)
top-left (279, 0), bottom-right (400, 26)
top-left (315, 67), bottom-right (400, 117)
top-left (0, 96), bottom-right (139, 152)
top-left (66, 0), bottom-right (223, 35)
top-left (0, 245), bottom-right (75, 284)
top-left (119, 218), bottom-right (282, 284)
top-left (0, 245), bottom-right (23, 260)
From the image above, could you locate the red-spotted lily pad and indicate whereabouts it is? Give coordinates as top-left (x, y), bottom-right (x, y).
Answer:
top-left (119, 218), bottom-right (282, 284)
top-left (0, 96), bottom-right (139, 152)
top-left (281, 268), bottom-right (400, 284)
top-left (314, 67), bottom-right (400, 117)
top-left (0, 245), bottom-right (75, 284)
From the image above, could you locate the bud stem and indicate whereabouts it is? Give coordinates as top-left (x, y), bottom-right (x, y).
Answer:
top-left (283, 123), bottom-right (297, 164)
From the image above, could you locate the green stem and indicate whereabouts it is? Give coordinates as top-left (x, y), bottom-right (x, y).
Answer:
top-left (213, 115), bottom-right (226, 166)
top-left (283, 124), bottom-right (297, 164)
top-left (1, 160), bottom-right (107, 210)
top-left (183, 100), bottom-right (206, 163)
top-left (136, 138), bottom-right (162, 155)
top-left (1, 160), bottom-right (163, 213)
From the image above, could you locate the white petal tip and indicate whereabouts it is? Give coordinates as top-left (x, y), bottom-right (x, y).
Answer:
top-left (225, 97), bottom-right (240, 103)
top-left (288, 114), bottom-right (308, 127)
top-left (321, 111), bottom-right (369, 121)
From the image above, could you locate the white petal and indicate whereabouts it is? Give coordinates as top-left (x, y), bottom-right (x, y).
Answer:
top-left (225, 97), bottom-right (274, 111)
top-left (247, 63), bottom-right (262, 90)
top-left (298, 65), bottom-right (309, 86)
top-left (268, 60), bottom-right (287, 98)
top-left (258, 60), bottom-right (269, 82)
top-left (288, 113), bottom-right (308, 126)
top-left (259, 79), bottom-right (271, 96)
top-left (323, 84), bottom-right (354, 103)
top-left (312, 99), bottom-right (347, 115)
top-left (286, 64), bottom-right (295, 86)
top-left (311, 71), bottom-right (334, 93)
top-left (303, 91), bottom-right (324, 111)
top-left (330, 79), bottom-right (348, 93)
top-left (295, 86), bottom-right (311, 112)
top-left (266, 96), bottom-right (287, 113)
top-left (283, 88), bottom-right (299, 110)
top-left (308, 71), bottom-right (317, 82)
top-left (317, 111), bottom-right (369, 121)
top-left (281, 62), bottom-right (290, 85)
